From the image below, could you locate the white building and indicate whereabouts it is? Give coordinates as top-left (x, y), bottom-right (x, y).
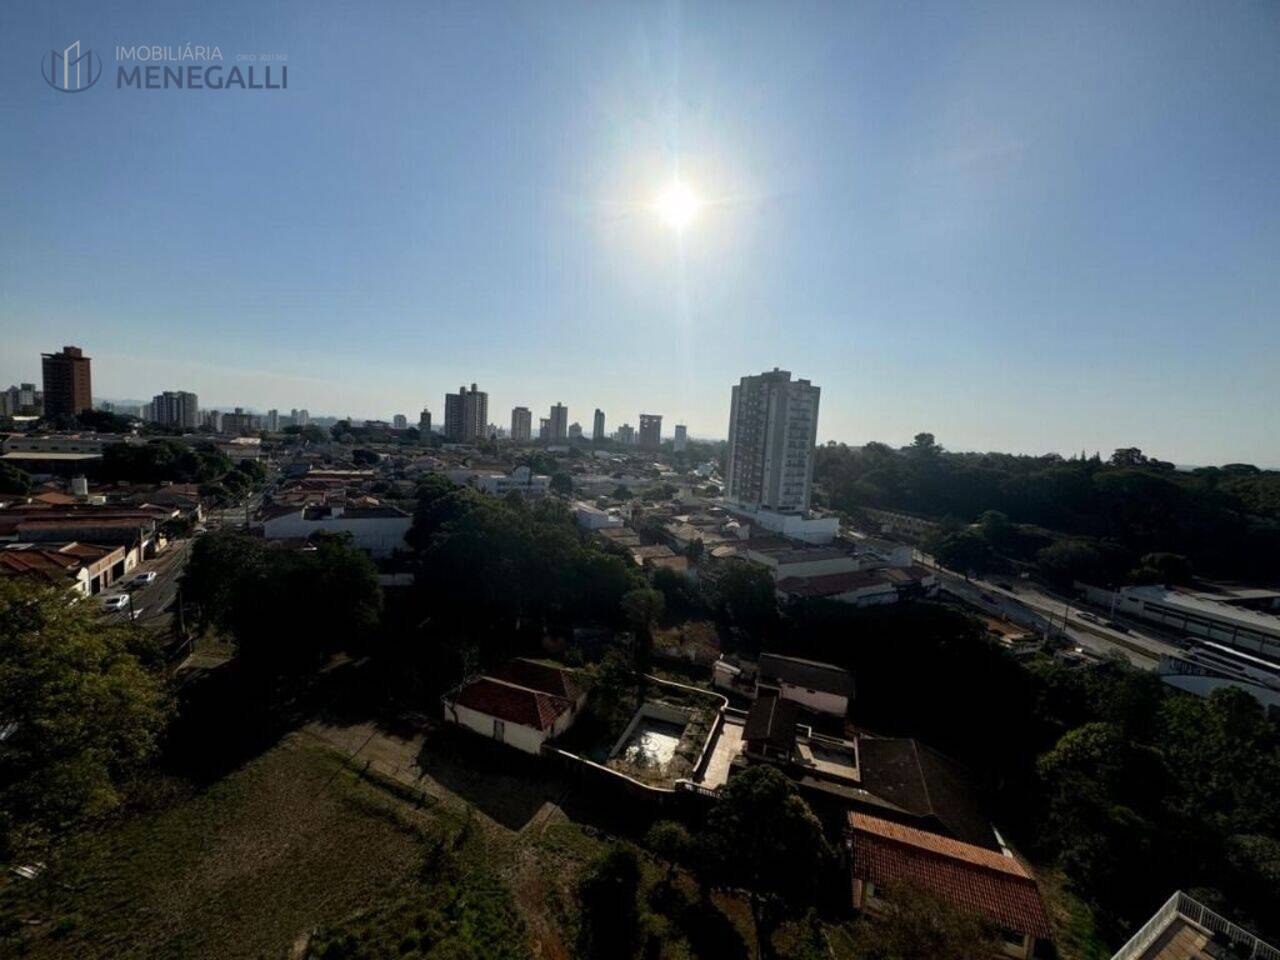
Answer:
top-left (260, 504), bottom-right (411, 557)
top-left (572, 500), bottom-right (625, 530)
top-left (449, 465), bottom-right (550, 497)
top-left (1108, 585), bottom-right (1280, 661)
top-left (443, 659), bottom-right (586, 755)
top-left (756, 653), bottom-right (853, 717)
top-left (725, 368), bottom-right (819, 515)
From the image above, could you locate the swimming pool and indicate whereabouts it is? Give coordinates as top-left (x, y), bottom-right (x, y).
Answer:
top-left (618, 717), bottom-right (686, 770)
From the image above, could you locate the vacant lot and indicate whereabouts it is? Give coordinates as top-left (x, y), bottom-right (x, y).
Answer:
top-left (0, 736), bottom-right (521, 960)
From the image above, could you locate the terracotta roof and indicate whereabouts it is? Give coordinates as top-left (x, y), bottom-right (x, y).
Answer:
top-left (33, 492), bottom-right (78, 505)
top-left (487, 659), bottom-right (583, 703)
top-left (452, 677), bottom-right (570, 731)
top-left (849, 811), bottom-right (1051, 938)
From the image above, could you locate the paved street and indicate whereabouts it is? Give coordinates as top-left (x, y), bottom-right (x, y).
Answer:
top-left (925, 562), bottom-right (1180, 669)
top-left (101, 538), bottom-right (192, 636)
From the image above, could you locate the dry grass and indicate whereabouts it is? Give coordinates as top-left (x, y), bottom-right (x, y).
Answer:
top-left (1, 737), bottom-right (453, 959)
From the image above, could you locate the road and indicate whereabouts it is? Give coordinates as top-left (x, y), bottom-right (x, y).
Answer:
top-left (101, 538), bottom-right (192, 637)
top-left (924, 563), bottom-right (1180, 669)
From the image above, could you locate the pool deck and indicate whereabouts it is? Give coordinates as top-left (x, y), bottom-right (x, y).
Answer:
top-left (697, 714), bottom-right (745, 788)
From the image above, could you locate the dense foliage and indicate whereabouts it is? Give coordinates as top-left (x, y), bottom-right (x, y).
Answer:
top-left (182, 530), bottom-right (382, 674)
top-left (0, 579), bottom-right (171, 857)
top-left (816, 435), bottom-right (1280, 579)
top-left (778, 598), bottom-right (1280, 942)
top-left (405, 475), bottom-right (643, 666)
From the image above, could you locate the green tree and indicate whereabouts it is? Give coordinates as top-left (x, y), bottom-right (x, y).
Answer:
top-left (578, 845), bottom-right (641, 959)
top-left (646, 820), bottom-right (692, 885)
top-left (699, 766), bottom-right (833, 958)
top-left (0, 461), bottom-right (31, 496)
top-left (712, 560), bottom-right (779, 652)
top-left (549, 472), bottom-right (574, 497)
top-left (926, 529), bottom-right (992, 578)
top-left (848, 885), bottom-right (997, 960)
top-left (0, 579), bottom-right (171, 856)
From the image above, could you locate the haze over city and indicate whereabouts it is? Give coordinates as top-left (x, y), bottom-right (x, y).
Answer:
top-left (2, 1), bottom-right (1277, 462)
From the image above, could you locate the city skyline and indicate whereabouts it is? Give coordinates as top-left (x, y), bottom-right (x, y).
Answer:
top-left (3, 1), bottom-right (1278, 462)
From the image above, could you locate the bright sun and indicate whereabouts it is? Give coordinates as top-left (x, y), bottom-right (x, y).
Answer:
top-left (654, 180), bottom-right (700, 230)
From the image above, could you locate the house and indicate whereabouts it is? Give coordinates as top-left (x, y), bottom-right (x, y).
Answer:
top-left (756, 652), bottom-right (854, 717)
top-left (0, 541), bottom-right (127, 596)
top-left (259, 504), bottom-right (411, 558)
top-left (712, 654), bottom-right (758, 695)
top-left (855, 737), bottom-right (996, 848)
top-left (848, 811), bottom-right (1052, 959)
top-left (442, 659), bottom-right (584, 755)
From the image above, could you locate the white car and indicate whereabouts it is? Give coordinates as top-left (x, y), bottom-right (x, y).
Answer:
top-left (102, 595), bottom-right (130, 612)
top-left (131, 571), bottom-right (158, 587)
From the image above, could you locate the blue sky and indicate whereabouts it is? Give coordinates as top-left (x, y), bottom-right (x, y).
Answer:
top-left (2, 1), bottom-right (1277, 463)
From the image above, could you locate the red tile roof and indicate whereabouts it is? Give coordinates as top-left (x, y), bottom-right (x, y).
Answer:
top-left (487, 659), bottom-right (583, 703)
top-left (453, 677), bottom-right (570, 731)
top-left (848, 811), bottom-right (1052, 938)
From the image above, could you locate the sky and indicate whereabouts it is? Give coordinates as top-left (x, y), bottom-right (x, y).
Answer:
top-left (1, 1), bottom-right (1277, 464)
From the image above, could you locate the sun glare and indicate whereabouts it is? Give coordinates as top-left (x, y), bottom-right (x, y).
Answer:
top-left (654, 180), bottom-right (700, 231)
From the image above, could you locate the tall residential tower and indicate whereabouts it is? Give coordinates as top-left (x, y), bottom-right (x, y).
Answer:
top-left (724, 369), bottom-right (820, 515)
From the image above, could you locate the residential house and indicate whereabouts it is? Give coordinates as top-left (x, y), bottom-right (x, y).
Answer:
top-left (848, 811), bottom-right (1052, 960)
top-left (443, 659), bottom-right (585, 755)
top-left (756, 652), bottom-right (854, 717)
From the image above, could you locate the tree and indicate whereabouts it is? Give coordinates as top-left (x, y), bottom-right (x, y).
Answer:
top-left (0, 461), bottom-right (31, 496)
top-left (0, 579), bottom-right (171, 856)
top-left (977, 509), bottom-right (1013, 547)
top-left (1129, 552), bottom-right (1193, 585)
top-left (646, 820), bottom-right (692, 885)
top-left (712, 560), bottom-right (779, 652)
top-left (578, 845), bottom-right (641, 959)
top-left (1036, 539), bottom-right (1108, 587)
top-left (699, 766), bottom-right (833, 957)
top-left (613, 484), bottom-right (634, 501)
top-left (621, 588), bottom-right (664, 638)
top-left (549, 472), bottom-right (574, 497)
top-left (847, 885), bottom-right (998, 960)
top-left (926, 530), bottom-right (991, 578)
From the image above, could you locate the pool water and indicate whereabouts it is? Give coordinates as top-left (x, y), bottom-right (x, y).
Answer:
top-left (619, 718), bottom-right (686, 769)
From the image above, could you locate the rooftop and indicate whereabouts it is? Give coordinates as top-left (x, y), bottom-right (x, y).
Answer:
top-left (1110, 891), bottom-right (1280, 960)
top-left (451, 677), bottom-right (571, 732)
top-left (758, 652), bottom-right (854, 697)
top-left (848, 811), bottom-right (1051, 939)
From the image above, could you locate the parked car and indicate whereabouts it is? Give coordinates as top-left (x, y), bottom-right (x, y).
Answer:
top-left (102, 595), bottom-right (129, 612)
top-left (1077, 611), bottom-right (1103, 625)
top-left (130, 571), bottom-right (158, 587)
top-left (1105, 619), bottom-right (1131, 634)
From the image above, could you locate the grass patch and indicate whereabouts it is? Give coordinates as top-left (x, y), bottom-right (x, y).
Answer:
top-left (0, 737), bottom-right (516, 960)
